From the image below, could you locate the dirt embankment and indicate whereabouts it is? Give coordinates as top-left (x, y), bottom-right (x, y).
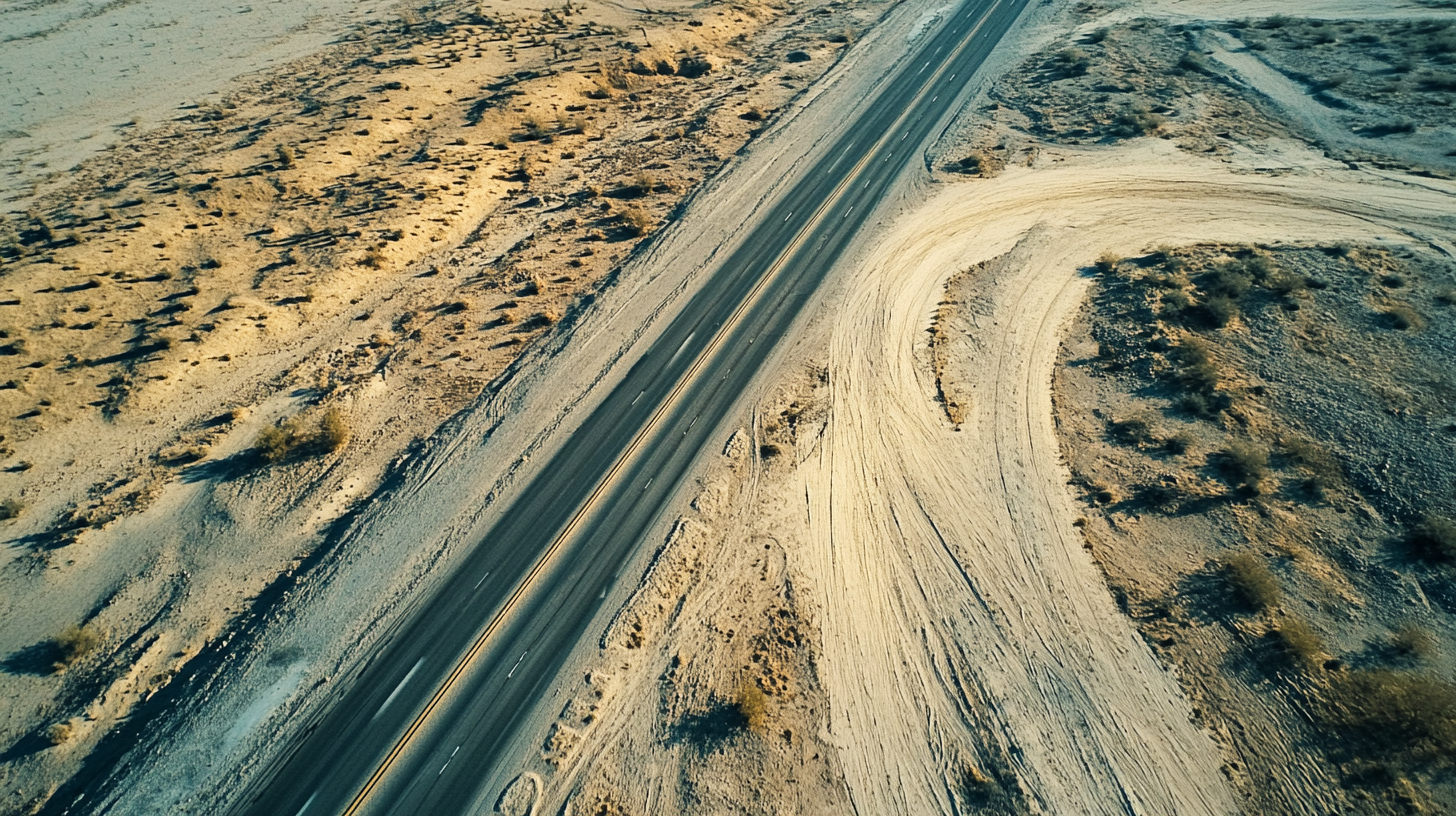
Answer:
top-left (510, 370), bottom-right (853, 815)
top-left (0, 0), bottom-right (888, 808)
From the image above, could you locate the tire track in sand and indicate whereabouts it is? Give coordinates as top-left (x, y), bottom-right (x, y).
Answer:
top-left (796, 142), bottom-right (1456, 815)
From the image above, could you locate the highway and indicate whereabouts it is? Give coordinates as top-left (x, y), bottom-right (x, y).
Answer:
top-left (235, 0), bottom-right (1028, 813)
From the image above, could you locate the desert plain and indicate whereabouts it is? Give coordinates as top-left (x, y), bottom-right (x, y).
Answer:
top-left (2, 0), bottom-right (1456, 814)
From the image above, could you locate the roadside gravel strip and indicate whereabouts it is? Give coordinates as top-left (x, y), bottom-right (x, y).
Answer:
top-left (803, 142), bottom-right (1456, 815)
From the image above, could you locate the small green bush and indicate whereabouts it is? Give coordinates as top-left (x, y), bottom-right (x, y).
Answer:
top-left (1224, 552), bottom-right (1281, 610)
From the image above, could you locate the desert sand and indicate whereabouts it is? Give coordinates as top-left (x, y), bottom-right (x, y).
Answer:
top-left (3, 0), bottom-right (1455, 813)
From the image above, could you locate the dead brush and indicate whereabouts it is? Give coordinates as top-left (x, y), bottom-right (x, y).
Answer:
top-left (1223, 552), bottom-right (1281, 611)
top-left (1322, 669), bottom-right (1456, 762)
top-left (1274, 615), bottom-right (1325, 670)
top-left (1278, 433), bottom-right (1342, 495)
top-left (734, 679), bottom-right (769, 731)
top-left (1219, 440), bottom-right (1269, 493)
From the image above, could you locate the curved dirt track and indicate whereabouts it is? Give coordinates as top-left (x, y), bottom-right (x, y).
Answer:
top-left (796, 142), bottom-right (1456, 815)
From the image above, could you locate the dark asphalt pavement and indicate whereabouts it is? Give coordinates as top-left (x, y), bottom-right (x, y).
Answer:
top-left (234, 1), bottom-right (1028, 813)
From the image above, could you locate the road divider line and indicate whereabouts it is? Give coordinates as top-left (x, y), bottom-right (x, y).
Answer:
top-left (338, 5), bottom-right (1003, 813)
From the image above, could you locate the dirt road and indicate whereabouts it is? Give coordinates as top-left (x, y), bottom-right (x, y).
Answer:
top-left (798, 140), bottom-right (1456, 814)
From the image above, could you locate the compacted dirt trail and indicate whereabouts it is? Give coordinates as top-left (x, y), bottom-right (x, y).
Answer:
top-left (796, 141), bottom-right (1456, 815)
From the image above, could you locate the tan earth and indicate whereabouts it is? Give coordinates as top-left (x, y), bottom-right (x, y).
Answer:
top-left (3, 0), bottom-right (1456, 813)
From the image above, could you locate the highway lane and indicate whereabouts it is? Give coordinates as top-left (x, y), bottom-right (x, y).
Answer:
top-left (234, 1), bottom-right (1027, 813)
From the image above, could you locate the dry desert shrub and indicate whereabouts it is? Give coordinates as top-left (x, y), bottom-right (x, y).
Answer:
top-left (735, 680), bottom-right (769, 732)
top-left (0, 498), bottom-right (23, 520)
top-left (1382, 303), bottom-right (1426, 331)
top-left (1409, 514), bottom-right (1456, 563)
top-left (51, 624), bottom-right (100, 672)
top-left (255, 423), bottom-right (298, 463)
top-left (1278, 433), bottom-right (1342, 494)
top-left (46, 721), bottom-right (74, 745)
top-left (1324, 670), bottom-right (1456, 762)
top-left (1274, 616), bottom-right (1324, 668)
top-left (1173, 337), bottom-right (1223, 412)
top-left (255, 409), bottom-right (351, 463)
top-left (1223, 552), bottom-right (1281, 611)
top-left (1220, 440), bottom-right (1269, 492)
top-left (319, 408), bottom-right (351, 453)
top-left (620, 208), bottom-right (652, 237)
top-left (1108, 101), bottom-right (1166, 138)
top-left (1391, 624), bottom-right (1439, 662)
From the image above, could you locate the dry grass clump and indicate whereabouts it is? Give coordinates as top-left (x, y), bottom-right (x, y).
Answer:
top-left (255, 408), bottom-right (351, 463)
top-left (1391, 624), bottom-right (1439, 662)
top-left (0, 498), bottom-right (23, 520)
top-left (1323, 670), bottom-right (1456, 762)
top-left (1108, 102), bottom-right (1166, 138)
top-left (1278, 433), bottom-right (1342, 495)
top-left (51, 624), bottom-right (100, 672)
top-left (620, 207), bottom-right (653, 237)
top-left (1274, 615), bottom-right (1324, 668)
top-left (735, 679), bottom-right (769, 732)
top-left (955, 149), bottom-right (1003, 177)
top-left (1055, 47), bottom-right (1091, 76)
top-left (1108, 411), bottom-right (1156, 445)
top-left (1381, 303), bottom-right (1426, 331)
top-left (1409, 514), bottom-right (1456, 563)
top-left (46, 721), bottom-right (74, 746)
top-left (1172, 337), bottom-right (1226, 415)
top-left (318, 408), bottom-right (351, 453)
top-left (1223, 552), bottom-right (1281, 611)
top-left (1220, 440), bottom-right (1269, 493)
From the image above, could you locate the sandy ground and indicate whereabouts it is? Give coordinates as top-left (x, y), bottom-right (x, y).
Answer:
top-left (5, 0), bottom-right (1456, 813)
top-left (0, 0), bottom-right (405, 212)
top-left (0, 0), bottom-right (897, 809)
top-left (500, 2), bottom-right (1456, 813)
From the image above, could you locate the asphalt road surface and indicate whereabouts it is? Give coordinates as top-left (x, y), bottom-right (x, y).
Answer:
top-left (235, 1), bottom-right (1028, 813)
